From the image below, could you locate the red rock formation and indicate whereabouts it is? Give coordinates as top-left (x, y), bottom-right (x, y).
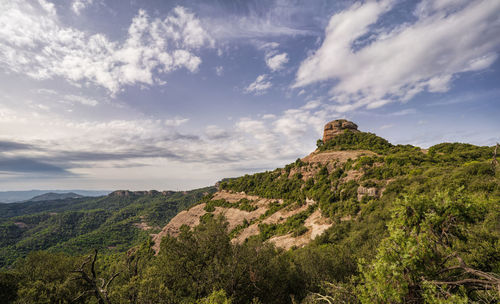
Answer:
top-left (322, 119), bottom-right (359, 142)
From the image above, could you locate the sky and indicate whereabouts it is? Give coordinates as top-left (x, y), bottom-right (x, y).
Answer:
top-left (0, 0), bottom-right (499, 191)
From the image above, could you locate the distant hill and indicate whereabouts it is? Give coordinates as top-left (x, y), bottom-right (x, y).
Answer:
top-left (0, 190), bottom-right (110, 203)
top-left (0, 186), bottom-right (216, 267)
top-left (27, 192), bottom-right (84, 202)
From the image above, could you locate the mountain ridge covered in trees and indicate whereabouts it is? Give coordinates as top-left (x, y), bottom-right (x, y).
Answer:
top-left (0, 127), bottom-right (498, 303)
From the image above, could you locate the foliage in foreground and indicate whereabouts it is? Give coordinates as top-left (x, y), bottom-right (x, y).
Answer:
top-left (2, 190), bottom-right (499, 304)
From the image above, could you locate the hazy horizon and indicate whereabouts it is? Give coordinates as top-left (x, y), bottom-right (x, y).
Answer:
top-left (1, 0), bottom-right (499, 190)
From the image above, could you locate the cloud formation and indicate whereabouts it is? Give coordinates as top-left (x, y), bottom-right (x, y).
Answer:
top-left (206, 2), bottom-right (317, 40)
top-left (294, 0), bottom-right (500, 111)
top-left (0, 140), bottom-right (33, 151)
top-left (0, 156), bottom-right (68, 174)
top-left (71, 0), bottom-right (93, 15)
top-left (245, 74), bottom-right (272, 95)
top-left (0, 96), bottom-right (337, 177)
top-left (266, 52), bottom-right (289, 71)
top-left (258, 42), bottom-right (289, 72)
top-left (0, 2), bottom-right (213, 94)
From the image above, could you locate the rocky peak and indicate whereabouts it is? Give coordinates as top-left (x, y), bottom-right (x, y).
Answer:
top-left (323, 119), bottom-right (359, 142)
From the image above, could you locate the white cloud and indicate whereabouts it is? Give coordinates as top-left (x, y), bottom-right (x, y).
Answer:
top-left (390, 109), bottom-right (416, 116)
top-left (262, 114), bottom-right (276, 120)
top-left (0, 2), bottom-right (213, 95)
top-left (244, 74), bottom-right (272, 95)
top-left (207, 15), bottom-right (313, 40)
top-left (34, 89), bottom-right (99, 107)
top-left (72, 0), bottom-right (93, 15)
top-left (63, 94), bottom-right (99, 107)
top-left (0, 93), bottom-right (345, 189)
top-left (293, 0), bottom-right (500, 111)
top-left (301, 99), bottom-right (321, 110)
top-left (164, 118), bottom-right (189, 127)
top-left (258, 41), bottom-right (288, 72)
top-left (258, 42), bottom-right (279, 50)
top-left (37, 0), bottom-right (56, 15)
top-left (266, 52), bottom-right (288, 71)
top-left (273, 102), bottom-right (330, 138)
top-left (204, 125), bottom-right (227, 139)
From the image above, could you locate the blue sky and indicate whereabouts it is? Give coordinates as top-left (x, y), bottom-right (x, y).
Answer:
top-left (0, 0), bottom-right (499, 190)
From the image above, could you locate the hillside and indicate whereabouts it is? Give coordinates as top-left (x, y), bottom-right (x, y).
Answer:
top-left (26, 192), bottom-right (83, 202)
top-left (0, 187), bottom-right (215, 267)
top-left (153, 120), bottom-right (499, 253)
top-left (0, 120), bottom-right (498, 304)
top-left (0, 190), bottom-right (110, 203)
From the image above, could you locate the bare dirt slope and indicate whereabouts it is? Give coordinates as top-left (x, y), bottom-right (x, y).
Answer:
top-left (152, 190), bottom-right (334, 254)
top-left (152, 192), bottom-right (277, 254)
top-left (151, 203), bottom-right (207, 253)
top-left (152, 149), bottom-right (378, 254)
top-left (268, 209), bottom-right (332, 250)
top-left (232, 198), bottom-right (317, 244)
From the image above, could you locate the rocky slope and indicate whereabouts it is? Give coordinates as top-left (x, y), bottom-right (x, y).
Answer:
top-left (152, 119), bottom-right (498, 255)
top-left (153, 120), bottom-right (386, 252)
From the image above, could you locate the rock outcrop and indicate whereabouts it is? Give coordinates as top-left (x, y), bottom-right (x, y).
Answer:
top-left (357, 186), bottom-right (378, 201)
top-left (323, 119), bottom-right (359, 142)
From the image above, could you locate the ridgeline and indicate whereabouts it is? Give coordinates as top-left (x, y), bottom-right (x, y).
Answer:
top-left (0, 120), bottom-right (498, 304)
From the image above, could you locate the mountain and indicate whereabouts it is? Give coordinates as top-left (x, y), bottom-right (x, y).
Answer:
top-left (150, 119), bottom-right (499, 281)
top-left (0, 120), bottom-right (498, 303)
top-left (0, 190), bottom-right (110, 203)
top-left (26, 192), bottom-right (83, 202)
top-left (0, 187), bottom-right (216, 267)
top-left (153, 119), bottom-right (497, 251)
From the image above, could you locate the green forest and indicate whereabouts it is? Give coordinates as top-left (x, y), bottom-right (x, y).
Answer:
top-left (0, 187), bottom-right (215, 267)
top-left (0, 131), bottom-right (499, 303)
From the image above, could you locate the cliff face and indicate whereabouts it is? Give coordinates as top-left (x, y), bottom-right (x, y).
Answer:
top-left (322, 119), bottom-right (359, 142)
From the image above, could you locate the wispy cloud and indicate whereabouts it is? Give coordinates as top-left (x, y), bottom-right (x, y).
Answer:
top-left (0, 156), bottom-right (69, 174)
top-left (0, 140), bottom-right (34, 151)
top-left (63, 95), bottom-right (99, 107)
top-left (293, 0), bottom-right (500, 112)
top-left (204, 2), bottom-right (318, 41)
top-left (245, 74), bottom-right (272, 95)
top-left (0, 97), bottom-right (339, 176)
top-left (215, 66), bottom-right (224, 76)
top-left (266, 52), bottom-right (289, 71)
top-left (71, 0), bottom-right (93, 15)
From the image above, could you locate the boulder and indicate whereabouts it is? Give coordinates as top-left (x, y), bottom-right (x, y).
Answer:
top-left (357, 186), bottom-right (378, 201)
top-left (322, 119), bottom-right (359, 142)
